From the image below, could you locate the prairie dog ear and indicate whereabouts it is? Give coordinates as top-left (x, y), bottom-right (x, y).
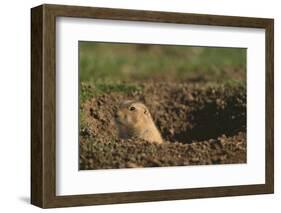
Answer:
top-left (144, 108), bottom-right (150, 116)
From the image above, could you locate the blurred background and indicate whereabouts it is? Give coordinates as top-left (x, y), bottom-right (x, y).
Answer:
top-left (79, 41), bottom-right (246, 84)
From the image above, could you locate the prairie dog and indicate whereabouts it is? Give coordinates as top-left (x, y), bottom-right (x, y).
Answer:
top-left (115, 100), bottom-right (163, 144)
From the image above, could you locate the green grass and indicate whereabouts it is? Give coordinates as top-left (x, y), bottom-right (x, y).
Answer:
top-left (79, 42), bottom-right (246, 83)
top-left (80, 82), bottom-right (143, 103)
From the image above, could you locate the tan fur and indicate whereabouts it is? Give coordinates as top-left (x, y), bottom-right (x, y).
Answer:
top-left (115, 100), bottom-right (163, 144)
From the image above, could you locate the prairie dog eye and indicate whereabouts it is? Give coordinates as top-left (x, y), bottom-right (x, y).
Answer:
top-left (129, 106), bottom-right (136, 111)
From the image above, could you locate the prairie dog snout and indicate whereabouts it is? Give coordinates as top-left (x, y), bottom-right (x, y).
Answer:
top-left (115, 100), bottom-right (163, 144)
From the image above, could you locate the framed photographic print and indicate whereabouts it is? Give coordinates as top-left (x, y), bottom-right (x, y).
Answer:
top-left (31, 4), bottom-right (274, 208)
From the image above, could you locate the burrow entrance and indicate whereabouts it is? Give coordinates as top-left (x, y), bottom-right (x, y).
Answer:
top-left (149, 86), bottom-right (246, 143)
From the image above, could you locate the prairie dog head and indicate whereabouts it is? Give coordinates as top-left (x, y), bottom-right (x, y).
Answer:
top-left (114, 100), bottom-right (163, 143)
top-left (115, 100), bottom-right (152, 130)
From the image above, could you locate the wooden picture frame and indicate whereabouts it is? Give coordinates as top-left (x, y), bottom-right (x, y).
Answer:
top-left (31, 4), bottom-right (274, 208)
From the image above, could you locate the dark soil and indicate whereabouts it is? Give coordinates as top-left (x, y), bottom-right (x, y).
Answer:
top-left (79, 82), bottom-right (246, 170)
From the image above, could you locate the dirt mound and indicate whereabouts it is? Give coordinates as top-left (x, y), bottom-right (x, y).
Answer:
top-left (80, 82), bottom-right (246, 170)
top-left (80, 132), bottom-right (246, 169)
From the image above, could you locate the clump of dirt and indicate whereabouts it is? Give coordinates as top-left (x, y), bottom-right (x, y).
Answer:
top-left (79, 82), bottom-right (246, 170)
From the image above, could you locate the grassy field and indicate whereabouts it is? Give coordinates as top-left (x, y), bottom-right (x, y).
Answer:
top-left (79, 42), bottom-right (246, 84)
